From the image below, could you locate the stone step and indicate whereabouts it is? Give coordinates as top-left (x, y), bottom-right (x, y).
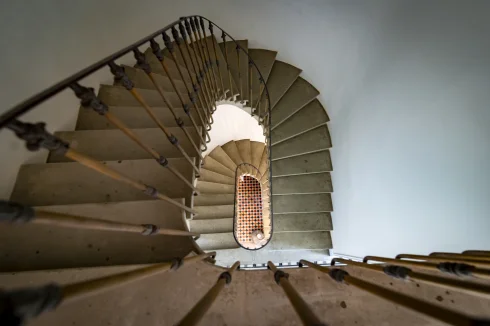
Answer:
top-left (205, 36), bottom-right (237, 95)
top-left (214, 248), bottom-right (331, 267)
top-left (121, 65), bottom-right (188, 95)
top-left (271, 125), bottom-right (332, 160)
top-left (272, 172), bottom-right (333, 194)
top-left (219, 40), bottom-right (249, 102)
top-left (194, 194), bottom-right (234, 206)
top-left (208, 146), bottom-right (237, 172)
top-left (248, 49), bottom-right (277, 107)
top-left (274, 212), bottom-right (333, 232)
top-left (202, 156), bottom-right (234, 178)
top-left (268, 231), bottom-right (332, 250)
top-left (196, 232), bottom-right (239, 250)
top-left (221, 141), bottom-right (244, 167)
top-left (144, 47), bottom-right (194, 84)
top-left (49, 127), bottom-right (201, 163)
top-left (273, 193), bottom-right (333, 213)
top-left (250, 141), bottom-right (265, 169)
top-left (270, 77), bottom-right (319, 129)
top-left (0, 200), bottom-right (193, 272)
top-left (235, 139), bottom-right (252, 174)
top-left (10, 158), bottom-right (195, 207)
top-left (197, 180), bottom-right (234, 194)
top-left (194, 205), bottom-right (234, 220)
top-left (271, 99), bottom-right (329, 144)
top-left (199, 168), bottom-right (234, 185)
top-left (98, 85), bottom-right (181, 108)
top-left (190, 218), bottom-right (233, 234)
top-left (263, 60), bottom-right (302, 109)
top-left (272, 150), bottom-right (332, 176)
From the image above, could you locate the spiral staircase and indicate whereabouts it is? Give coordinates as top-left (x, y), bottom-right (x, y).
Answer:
top-left (1, 15), bottom-right (489, 326)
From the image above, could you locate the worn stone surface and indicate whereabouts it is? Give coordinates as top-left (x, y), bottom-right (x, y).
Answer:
top-left (0, 200), bottom-right (192, 272)
top-left (197, 180), bottom-right (234, 194)
top-left (221, 140), bottom-right (245, 167)
top-left (193, 194), bottom-right (234, 206)
top-left (98, 85), bottom-right (181, 107)
top-left (235, 139), bottom-right (252, 174)
top-left (194, 205), bottom-right (234, 219)
top-left (248, 49), bottom-right (277, 106)
top-left (268, 231), bottom-right (332, 250)
top-left (209, 146), bottom-right (237, 171)
top-left (121, 65), bottom-right (188, 95)
top-left (274, 212), bottom-right (333, 232)
top-left (272, 150), bottom-right (332, 175)
top-left (271, 77), bottom-right (319, 128)
top-left (262, 60), bottom-right (302, 109)
top-left (271, 125), bottom-right (332, 160)
top-left (197, 232), bottom-right (239, 250)
top-left (199, 168), bottom-right (234, 185)
top-left (76, 106), bottom-right (199, 130)
top-left (271, 99), bottom-right (329, 144)
top-left (190, 218), bottom-right (233, 234)
top-left (49, 127), bottom-right (200, 163)
top-left (144, 47), bottom-right (194, 83)
top-left (272, 172), bottom-right (332, 194)
top-left (10, 158), bottom-right (195, 207)
top-left (202, 156), bottom-right (234, 178)
top-left (273, 193), bottom-right (333, 213)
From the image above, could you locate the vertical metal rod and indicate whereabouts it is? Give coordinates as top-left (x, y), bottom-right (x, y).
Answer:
top-left (236, 46), bottom-right (243, 102)
top-left (176, 261), bottom-right (240, 326)
top-left (331, 258), bottom-right (490, 297)
top-left (267, 262), bottom-right (325, 326)
top-left (300, 260), bottom-right (486, 326)
top-left (208, 22), bottom-right (226, 99)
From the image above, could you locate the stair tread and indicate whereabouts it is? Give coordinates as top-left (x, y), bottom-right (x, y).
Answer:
top-left (273, 193), bottom-right (333, 213)
top-left (272, 99), bottom-right (329, 144)
top-left (263, 60), bottom-right (302, 109)
top-left (194, 204), bottom-right (234, 219)
top-left (221, 141), bottom-right (244, 167)
top-left (272, 150), bottom-right (332, 176)
top-left (10, 158), bottom-right (195, 207)
top-left (194, 194), bottom-right (234, 206)
top-left (274, 212), bottom-right (333, 232)
top-left (199, 168), bottom-right (234, 185)
top-left (0, 200), bottom-right (192, 272)
top-left (98, 85), bottom-right (181, 108)
top-left (271, 125), bottom-right (332, 160)
top-left (50, 127), bottom-right (201, 163)
top-left (197, 180), bottom-right (234, 194)
top-left (272, 172), bottom-right (333, 194)
top-left (219, 40), bottom-right (249, 101)
top-left (144, 47), bottom-right (194, 83)
top-left (75, 106), bottom-right (200, 131)
top-left (196, 232), bottom-right (239, 250)
top-left (190, 218), bottom-right (233, 234)
top-left (270, 77), bottom-right (319, 129)
top-left (121, 65), bottom-right (188, 95)
top-left (248, 49), bottom-right (278, 107)
top-left (235, 139), bottom-right (252, 174)
top-left (202, 156), bottom-right (234, 178)
top-left (209, 146), bottom-right (237, 172)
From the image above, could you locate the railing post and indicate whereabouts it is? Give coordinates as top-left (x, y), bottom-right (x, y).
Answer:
top-left (176, 261), bottom-right (240, 326)
top-left (267, 262), bottom-right (325, 326)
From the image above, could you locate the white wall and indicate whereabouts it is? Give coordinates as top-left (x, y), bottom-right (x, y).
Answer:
top-left (1, 0), bottom-right (489, 257)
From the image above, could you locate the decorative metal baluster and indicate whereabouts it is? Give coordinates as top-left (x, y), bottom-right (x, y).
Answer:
top-left (162, 31), bottom-right (212, 130)
top-left (363, 256), bottom-right (490, 279)
top-left (108, 61), bottom-right (200, 176)
top-left (330, 258), bottom-right (490, 297)
top-left (150, 40), bottom-right (210, 147)
top-left (185, 18), bottom-right (217, 110)
top-left (171, 27), bottom-right (213, 125)
top-left (0, 200), bottom-right (200, 237)
top-left (133, 48), bottom-right (204, 165)
top-left (255, 77), bottom-right (264, 118)
top-left (249, 60), bottom-right (253, 113)
top-left (267, 262), bottom-right (325, 326)
top-left (176, 24), bottom-right (214, 120)
top-left (176, 261), bottom-right (240, 326)
top-left (300, 260), bottom-right (490, 326)
top-left (7, 120), bottom-right (197, 215)
top-left (0, 253), bottom-right (215, 325)
top-left (70, 83), bottom-right (200, 193)
top-left (208, 21), bottom-right (227, 99)
top-left (197, 17), bottom-right (220, 103)
top-left (221, 32), bottom-right (234, 98)
top-left (236, 45), bottom-right (243, 103)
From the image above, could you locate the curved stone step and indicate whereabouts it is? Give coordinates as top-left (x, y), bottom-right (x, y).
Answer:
top-left (10, 158), bottom-right (195, 207)
top-left (194, 205), bottom-right (234, 219)
top-left (272, 150), bottom-right (332, 176)
top-left (144, 47), bottom-right (194, 84)
top-left (197, 180), bottom-right (234, 194)
top-left (268, 231), bottom-right (332, 250)
top-left (121, 65), bottom-right (188, 95)
top-left (219, 40), bottom-right (249, 102)
top-left (194, 194), bottom-right (234, 206)
top-left (235, 139), bottom-right (252, 174)
top-left (272, 172), bottom-right (333, 195)
top-left (190, 218), bottom-right (233, 234)
top-left (274, 212), bottom-right (333, 232)
top-left (270, 77), bottom-right (319, 129)
top-left (196, 232), bottom-right (239, 250)
top-left (209, 146), bottom-right (237, 172)
top-left (262, 60), bottom-right (302, 110)
top-left (273, 194), bottom-right (333, 213)
top-left (199, 168), bottom-right (234, 185)
top-left (76, 106), bottom-right (200, 131)
top-left (248, 49), bottom-right (277, 106)
top-left (0, 200), bottom-right (193, 272)
top-left (49, 127), bottom-right (201, 163)
top-left (271, 125), bottom-right (332, 160)
top-left (271, 99), bottom-right (329, 144)
top-left (98, 85), bottom-right (181, 108)
top-left (250, 141), bottom-right (265, 178)
top-left (221, 141), bottom-right (245, 173)
top-left (202, 156), bottom-right (234, 178)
